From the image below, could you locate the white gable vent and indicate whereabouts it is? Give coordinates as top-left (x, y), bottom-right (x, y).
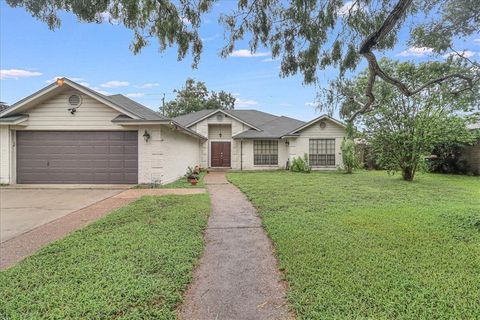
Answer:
top-left (68, 94), bottom-right (82, 107)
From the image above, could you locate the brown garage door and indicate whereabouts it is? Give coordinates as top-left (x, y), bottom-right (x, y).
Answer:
top-left (16, 131), bottom-right (138, 184)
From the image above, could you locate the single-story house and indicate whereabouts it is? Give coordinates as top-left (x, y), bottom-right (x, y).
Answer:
top-left (0, 78), bottom-right (346, 184)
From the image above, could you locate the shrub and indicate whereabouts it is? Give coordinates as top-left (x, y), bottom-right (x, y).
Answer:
top-left (341, 138), bottom-right (359, 173)
top-left (290, 153), bottom-right (311, 173)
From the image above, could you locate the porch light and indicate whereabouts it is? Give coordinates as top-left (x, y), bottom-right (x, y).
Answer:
top-left (143, 130), bottom-right (151, 142)
top-left (285, 140), bottom-right (290, 146)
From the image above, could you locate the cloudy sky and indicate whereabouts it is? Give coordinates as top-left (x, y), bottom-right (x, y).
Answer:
top-left (1, 1), bottom-right (479, 121)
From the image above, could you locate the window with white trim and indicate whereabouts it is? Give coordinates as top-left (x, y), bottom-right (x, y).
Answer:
top-left (254, 140), bottom-right (278, 165)
top-left (309, 139), bottom-right (335, 166)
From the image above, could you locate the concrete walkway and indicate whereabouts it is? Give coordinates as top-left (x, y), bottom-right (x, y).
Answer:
top-left (0, 188), bottom-right (206, 270)
top-left (179, 172), bottom-right (292, 320)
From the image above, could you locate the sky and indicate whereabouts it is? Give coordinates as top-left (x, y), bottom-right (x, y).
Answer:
top-left (1, 1), bottom-right (479, 121)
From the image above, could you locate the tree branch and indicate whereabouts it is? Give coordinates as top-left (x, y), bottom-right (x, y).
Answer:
top-left (348, 0), bottom-right (476, 123)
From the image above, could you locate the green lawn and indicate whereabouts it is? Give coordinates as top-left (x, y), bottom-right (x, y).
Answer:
top-left (0, 194), bottom-right (210, 320)
top-left (227, 170), bottom-right (480, 319)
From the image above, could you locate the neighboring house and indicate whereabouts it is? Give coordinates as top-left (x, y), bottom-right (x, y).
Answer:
top-left (0, 78), bottom-right (346, 185)
top-left (461, 123), bottom-right (480, 175)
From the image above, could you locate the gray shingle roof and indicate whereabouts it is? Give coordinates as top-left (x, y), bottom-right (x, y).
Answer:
top-left (173, 109), bottom-right (215, 126)
top-left (224, 110), bottom-right (278, 128)
top-left (107, 94), bottom-right (168, 121)
top-left (234, 116), bottom-right (305, 139)
top-left (173, 109), bottom-right (306, 139)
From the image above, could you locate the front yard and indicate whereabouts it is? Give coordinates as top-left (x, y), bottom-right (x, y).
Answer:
top-left (0, 194), bottom-right (210, 319)
top-left (228, 171), bottom-right (480, 319)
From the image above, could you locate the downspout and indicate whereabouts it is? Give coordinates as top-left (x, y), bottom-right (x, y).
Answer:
top-left (240, 139), bottom-right (243, 171)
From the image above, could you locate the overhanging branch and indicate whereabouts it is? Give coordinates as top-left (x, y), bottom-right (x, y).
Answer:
top-left (349, 0), bottom-right (475, 123)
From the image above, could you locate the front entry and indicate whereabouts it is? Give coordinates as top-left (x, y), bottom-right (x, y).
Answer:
top-left (211, 142), bottom-right (231, 167)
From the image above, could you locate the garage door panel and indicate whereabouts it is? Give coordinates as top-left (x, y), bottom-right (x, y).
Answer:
top-left (17, 131), bottom-right (138, 184)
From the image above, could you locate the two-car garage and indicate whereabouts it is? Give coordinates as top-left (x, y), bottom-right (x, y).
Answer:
top-left (16, 131), bottom-right (138, 184)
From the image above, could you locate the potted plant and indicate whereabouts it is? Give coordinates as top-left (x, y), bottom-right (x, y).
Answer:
top-left (185, 166), bottom-right (199, 185)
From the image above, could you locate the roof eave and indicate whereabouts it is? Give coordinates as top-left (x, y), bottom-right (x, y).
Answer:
top-left (287, 114), bottom-right (347, 135)
top-left (0, 115), bottom-right (29, 125)
top-left (185, 109), bottom-right (262, 131)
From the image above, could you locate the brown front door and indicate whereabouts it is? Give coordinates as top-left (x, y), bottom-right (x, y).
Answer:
top-left (211, 142), bottom-right (231, 167)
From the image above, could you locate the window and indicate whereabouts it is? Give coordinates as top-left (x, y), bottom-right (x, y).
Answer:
top-left (309, 139), bottom-right (335, 166)
top-left (254, 140), bottom-right (278, 165)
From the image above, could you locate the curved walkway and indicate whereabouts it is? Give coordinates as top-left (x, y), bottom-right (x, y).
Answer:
top-left (179, 172), bottom-right (292, 320)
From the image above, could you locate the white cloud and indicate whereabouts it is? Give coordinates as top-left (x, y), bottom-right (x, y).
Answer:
top-left (135, 82), bottom-right (160, 88)
top-left (78, 82), bottom-right (91, 87)
top-left (397, 47), bottom-right (434, 57)
top-left (1, 69), bottom-right (42, 79)
top-left (337, 1), bottom-right (361, 16)
top-left (305, 102), bottom-right (317, 107)
top-left (181, 17), bottom-right (191, 26)
top-left (474, 38), bottom-right (480, 43)
top-left (235, 98), bottom-right (258, 107)
top-left (230, 49), bottom-right (270, 58)
top-left (201, 33), bottom-right (219, 42)
top-left (100, 80), bottom-right (130, 88)
top-left (262, 57), bottom-right (280, 63)
top-left (443, 50), bottom-right (476, 59)
top-left (125, 93), bottom-right (145, 98)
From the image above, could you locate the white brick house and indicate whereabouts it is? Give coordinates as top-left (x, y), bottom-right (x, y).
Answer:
top-left (0, 78), bottom-right (346, 185)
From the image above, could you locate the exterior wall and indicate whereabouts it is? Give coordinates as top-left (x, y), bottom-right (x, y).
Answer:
top-left (1, 90), bottom-right (204, 184)
top-left (190, 112), bottom-right (249, 169)
top-left (461, 141), bottom-right (480, 175)
top-left (137, 125), bottom-right (162, 184)
top-left (19, 91), bottom-right (124, 130)
top-left (288, 119), bottom-right (346, 169)
top-left (160, 126), bottom-right (201, 184)
top-left (0, 126), bottom-right (13, 184)
top-left (208, 124), bottom-right (232, 139)
top-left (240, 139), bottom-right (289, 170)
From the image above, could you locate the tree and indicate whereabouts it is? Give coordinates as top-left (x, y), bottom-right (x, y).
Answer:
top-left (7, 0), bottom-right (479, 119)
top-left (342, 59), bottom-right (478, 181)
top-left (163, 78), bottom-right (235, 117)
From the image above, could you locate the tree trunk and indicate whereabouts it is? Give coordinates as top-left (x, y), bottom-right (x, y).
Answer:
top-left (401, 166), bottom-right (415, 181)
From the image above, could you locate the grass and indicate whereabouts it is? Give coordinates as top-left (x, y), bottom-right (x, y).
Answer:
top-left (134, 172), bottom-right (206, 189)
top-left (0, 194), bottom-right (210, 319)
top-left (227, 170), bottom-right (480, 319)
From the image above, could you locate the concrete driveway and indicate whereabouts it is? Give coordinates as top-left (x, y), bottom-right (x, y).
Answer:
top-left (0, 188), bottom-right (124, 242)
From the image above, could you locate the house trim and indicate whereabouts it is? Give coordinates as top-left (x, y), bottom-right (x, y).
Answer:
top-left (286, 114), bottom-right (347, 136)
top-left (0, 78), bottom-right (141, 120)
top-left (185, 109), bottom-right (262, 131)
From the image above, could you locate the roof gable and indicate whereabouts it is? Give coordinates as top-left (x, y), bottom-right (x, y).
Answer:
top-left (286, 114), bottom-right (346, 136)
top-left (174, 109), bottom-right (262, 131)
top-left (0, 78), bottom-right (168, 121)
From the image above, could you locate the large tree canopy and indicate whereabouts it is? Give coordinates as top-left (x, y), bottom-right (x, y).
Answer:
top-left (163, 78), bottom-right (235, 117)
top-left (345, 59), bottom-right (478, 180)
top-left (7, 0), bottom-right (479, 119)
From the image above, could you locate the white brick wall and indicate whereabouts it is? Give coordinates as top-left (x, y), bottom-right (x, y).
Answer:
top-left (288, 119), bottom-right (346, 169)
top-left (0, 126), bottom-right (12, 184)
